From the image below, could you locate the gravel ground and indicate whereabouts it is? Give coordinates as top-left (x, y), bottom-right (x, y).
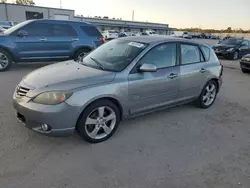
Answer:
top-left (1, 40), bottom-right (250, 188)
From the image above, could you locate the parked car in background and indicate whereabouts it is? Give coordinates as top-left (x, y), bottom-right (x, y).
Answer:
top-left (0, 26), bottom-right (6, 33)
top-left (0, 19), bottom-right (104, 71)
top-left (240, 54), bottom-right (250, 73)
top-left (182, 32), bottom-right (192, 39)
top-left (145, 30), bottom-right (157, 36)
top-left (140, 32), bottom-right (149, 36)
top-left (213, 38), bottom-right (250, 60)
top-left (118, 31), bottom-right (135, 37)
top-left (102, 30), bottom-right (118, 40)
top-left (13, 36), bottom-right (223, 143)
top-left (211, 34), bottom-right (220, 39)
top-left (0, 21), bottom-right (17, 29)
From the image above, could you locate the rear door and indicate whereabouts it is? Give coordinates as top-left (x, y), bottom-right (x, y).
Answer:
top-left (178, 43), bottom-right (208, 101)
top-left (47, 23), bottom-right (78, 59)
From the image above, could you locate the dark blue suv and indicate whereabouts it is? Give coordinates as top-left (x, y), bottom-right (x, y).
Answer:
top-left (0, 19), bottom-right (104, 71)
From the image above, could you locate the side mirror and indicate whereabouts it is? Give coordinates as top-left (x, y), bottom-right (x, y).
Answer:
top-left (139, 63), bottom-right (157, 72)
top-left (17, 30), bottom-right (28, 37)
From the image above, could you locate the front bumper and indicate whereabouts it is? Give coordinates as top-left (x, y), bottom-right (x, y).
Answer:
top-left (13, 95), bottom-right (81, 136)
top-left (214, 50), bottom-right (234, 58)
top-left (240, 61), bottom-right (250, 70)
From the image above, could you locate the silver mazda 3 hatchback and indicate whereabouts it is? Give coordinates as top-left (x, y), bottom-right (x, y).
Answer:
top-left (13, 36), bottom-right (223, 143)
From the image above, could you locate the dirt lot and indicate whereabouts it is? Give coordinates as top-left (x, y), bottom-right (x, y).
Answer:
top-left (0, 40), bottom-right (250, 188)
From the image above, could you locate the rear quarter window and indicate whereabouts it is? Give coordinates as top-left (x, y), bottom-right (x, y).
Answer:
top-left (201, 46), bottom-right (210, 61)
top-left (80, 26), bottom-right (102, 37)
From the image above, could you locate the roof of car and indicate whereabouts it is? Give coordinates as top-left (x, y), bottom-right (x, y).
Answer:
top-left (122, 36), bottom-right (210, 46)
top-left (30, 19), bottom-right (92, 25)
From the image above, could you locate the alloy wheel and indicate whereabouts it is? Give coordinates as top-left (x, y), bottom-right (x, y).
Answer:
top-left (76, 52), bottom-right (86, 62)
top-left (0, 52), bottom-right (9, 70)
top-left (202, 83), bottom-right (217, 106)
top-left (233, 51), bottom-right (239, 60)
top-left (84, 106), bottom-right (117, 140)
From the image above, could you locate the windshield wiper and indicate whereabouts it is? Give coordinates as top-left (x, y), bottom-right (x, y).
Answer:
top-left (90, 57), bottom-right (104, 70)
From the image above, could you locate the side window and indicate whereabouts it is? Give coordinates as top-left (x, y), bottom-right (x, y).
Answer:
top-left (22, 23), bottom-right (53, 36)
top-left (80, 26), bottom-right (102, 37)
top-left (52, 24), bottom-right (77, 37)
top-left (140, 43), bottom-right (177, 69)
top-left (201, 46), bottom-right (210, 61)
top-left (242, 40), bottom-right (248, 46)
top-left (181, 44), bottom-right (202, 65)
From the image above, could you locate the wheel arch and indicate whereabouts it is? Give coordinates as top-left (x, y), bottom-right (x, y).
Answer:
top-left (0, 45), bottom-right (16, 61)
top-left (72, 46), bottom-right (93, 58)
top-left (75, 96), bottom-right (124, 128)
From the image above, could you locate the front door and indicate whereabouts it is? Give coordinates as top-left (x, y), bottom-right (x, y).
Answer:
top-left (178, 43), bottom-right (208, 101)
top-left (14, 22), bottom-right (53, 61)
top-left (128, 43), bottom-right (180, 115)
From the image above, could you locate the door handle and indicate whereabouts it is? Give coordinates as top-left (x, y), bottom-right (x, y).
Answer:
top-left (167, 73), bottom-right (178, 79)
top-left (200, 68), bottom-right (207, 73)
top-left (40, 38), bottom-right (47, 41)
top-left (72, 38), bottom-right (79, 41)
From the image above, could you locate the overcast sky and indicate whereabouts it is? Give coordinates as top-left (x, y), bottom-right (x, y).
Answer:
top-left (26, 0), bottom-right (250, 29)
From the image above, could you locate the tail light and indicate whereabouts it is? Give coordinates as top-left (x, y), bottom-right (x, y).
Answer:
top-left (99, 37), bottom-right (105, 44)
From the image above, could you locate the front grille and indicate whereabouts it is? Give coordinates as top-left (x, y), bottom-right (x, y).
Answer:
top-left (242, 62), bottom-right (250, 68)
top-left (16, 86), bottom-right (30, 97)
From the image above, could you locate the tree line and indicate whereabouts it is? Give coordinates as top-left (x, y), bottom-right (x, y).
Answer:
top-left (1, 0), bottom-right (35, 5)
top-left (177, 27), bottom-right (250, 33)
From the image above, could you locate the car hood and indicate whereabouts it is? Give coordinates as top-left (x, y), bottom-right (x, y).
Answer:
top-left (21, 60), bottom-right (116, 94)
top-left (242, 54), bottom-right (250, 58)
top-left (213, 44), bottom-right (236, 50)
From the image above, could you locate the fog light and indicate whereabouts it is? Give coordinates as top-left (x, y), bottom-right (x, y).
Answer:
top-left (41, 124), bottom-right (50, 131)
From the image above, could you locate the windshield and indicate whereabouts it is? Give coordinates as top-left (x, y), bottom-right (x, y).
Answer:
top-left (82, 39), bottom-right (148, 72)
top-left (220, 39), bottom-right (242, 45)
top-left (3, 20), bottom-right (31, 35)
top-left (108, 30), bottom-right (116, 33)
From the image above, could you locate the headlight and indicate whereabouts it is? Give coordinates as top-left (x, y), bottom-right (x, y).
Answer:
top-left (33, 91), bottom-right (73, 105)
top-left (227, 48), bottom-right (234, 52)
top-left (242, 57), bottom-right (250, 62)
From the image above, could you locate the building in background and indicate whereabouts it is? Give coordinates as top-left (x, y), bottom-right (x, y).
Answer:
top-left (0, 3), bottom-right (170, 35)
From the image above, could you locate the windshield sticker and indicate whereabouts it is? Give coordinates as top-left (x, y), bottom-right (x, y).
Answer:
top-left (128, 42), bottom-right (145, 48)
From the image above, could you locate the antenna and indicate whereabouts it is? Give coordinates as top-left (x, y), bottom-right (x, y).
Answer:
top-left (132, 10), bottom-right (134, 21)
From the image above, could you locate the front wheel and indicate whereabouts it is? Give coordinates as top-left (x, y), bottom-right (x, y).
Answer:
top-left (195, 80), bottom-right (218, 109)
top-left (0, 49), bottom-right (13, 72)
top-left (232, 51), bottom-right (239, 60)
top-left (76, 100), bottom-right (121, 143)
top-left (74, 49), bottom-right (90, 62)
top-left (242, 68), bottom-right (249, 73)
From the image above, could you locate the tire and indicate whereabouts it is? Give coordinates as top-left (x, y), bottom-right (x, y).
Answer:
top-left (242, 68), bottom-right (249, 73)
top-left (232, 51), bottom-right (239, 60)
top-left (195, 80), bottom-right (218, 109)
top-left (76, 100), bottom-right (121, 143)
top-left (74, 49), bottom-right (90, 62)
top-left (0, 49), bottom-right (13, 72)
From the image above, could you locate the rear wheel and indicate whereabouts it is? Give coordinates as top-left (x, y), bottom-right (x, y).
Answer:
top-left (0, 49), bottom-right (13, 72)
top-left (74, 49), bottom-right (90, 62)
top-left (76, 100), bottom-right (121, 143)
top-left (195, 80), bottom-right (218, 109)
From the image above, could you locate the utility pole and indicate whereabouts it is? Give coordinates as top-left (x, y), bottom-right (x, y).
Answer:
top-left (132, 10), bottom-right (134, 21)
